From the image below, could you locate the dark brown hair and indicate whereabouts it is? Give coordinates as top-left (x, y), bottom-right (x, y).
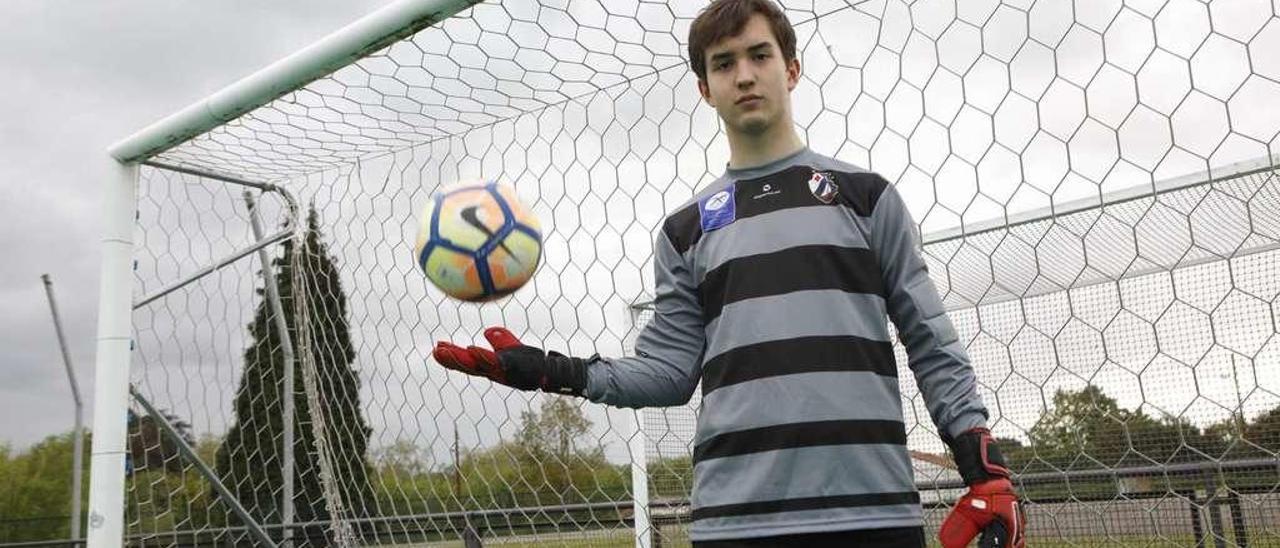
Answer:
top-left (687, 0), bottom-right (798, 81)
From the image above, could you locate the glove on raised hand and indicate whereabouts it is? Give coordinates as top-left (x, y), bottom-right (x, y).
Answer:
top-left (432, 327), bottom-right (589, 396)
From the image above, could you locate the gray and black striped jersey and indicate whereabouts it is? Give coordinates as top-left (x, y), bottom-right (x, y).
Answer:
top-left (584, 147), bottom-right (989, 541)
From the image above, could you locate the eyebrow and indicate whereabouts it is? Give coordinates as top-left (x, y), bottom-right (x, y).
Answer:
top-left (709, 42), bottom-right (774, 63)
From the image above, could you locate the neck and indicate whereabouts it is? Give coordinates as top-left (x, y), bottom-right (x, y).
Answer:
top-left (725, 122), bottom-right (806, 171)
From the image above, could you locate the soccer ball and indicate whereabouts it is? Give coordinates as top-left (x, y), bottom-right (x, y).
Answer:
top-left (414, 180), bottom-right (542, 301)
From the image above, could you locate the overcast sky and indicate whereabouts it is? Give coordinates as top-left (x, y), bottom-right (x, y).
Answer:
top-left (0, 0), bottom-right (396, 449)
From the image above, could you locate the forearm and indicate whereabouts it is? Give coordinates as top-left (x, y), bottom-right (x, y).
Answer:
top-left (907, 338), bottom-right (988, 438)
top-left (581, 224), bottom-right (706, 408)
top-left (585, 307), bottom-right (705, 407)
top-left (585, 353), bottom-right (701, 408)
top-left (870, 181), bottom-right (988, 438)
top-left (894, 270), bottom-right (988, 438)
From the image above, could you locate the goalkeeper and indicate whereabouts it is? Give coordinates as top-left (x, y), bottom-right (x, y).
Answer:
top-left (432, 0), bottom-right (1024, 546)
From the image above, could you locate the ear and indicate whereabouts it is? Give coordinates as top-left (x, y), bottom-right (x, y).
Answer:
top-left (785, 57), bottom-right (802, 91)
top-left (697, 78), bottom-right (715, 107)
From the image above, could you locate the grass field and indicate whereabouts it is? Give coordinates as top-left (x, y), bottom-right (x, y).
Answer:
top-left (407, 528), bottom-right (1252, 547)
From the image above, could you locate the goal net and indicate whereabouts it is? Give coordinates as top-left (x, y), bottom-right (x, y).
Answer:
top-left (97, 0), bottom-right (1280, 546)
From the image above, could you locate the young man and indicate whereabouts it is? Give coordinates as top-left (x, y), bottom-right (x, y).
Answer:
top-left (432, 0), bottom-right (1025, 546)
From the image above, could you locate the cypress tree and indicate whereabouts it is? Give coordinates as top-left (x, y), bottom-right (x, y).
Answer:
top-left (215, 208), bottom-right (373, 545)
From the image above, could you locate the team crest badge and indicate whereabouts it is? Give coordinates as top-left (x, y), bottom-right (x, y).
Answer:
top-left (809, 171), bottom-right (838, 204)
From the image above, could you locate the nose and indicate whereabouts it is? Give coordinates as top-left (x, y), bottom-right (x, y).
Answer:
top-left (734, 63), bottom-right (756, 90)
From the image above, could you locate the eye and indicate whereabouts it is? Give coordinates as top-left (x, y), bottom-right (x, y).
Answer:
top-left (754, 52), bottom-right (769, 60)
top-left (714, 60), bottom-right (732, 71)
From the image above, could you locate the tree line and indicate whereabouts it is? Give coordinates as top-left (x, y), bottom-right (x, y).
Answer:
top-left (998, 384), bottom-right (1280, 500)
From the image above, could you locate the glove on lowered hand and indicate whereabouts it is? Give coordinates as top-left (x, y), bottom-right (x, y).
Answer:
top-left (939, 427), bottom-right (1026, 548)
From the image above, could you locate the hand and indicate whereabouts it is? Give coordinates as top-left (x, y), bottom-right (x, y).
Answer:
top-left (432, 327), bottom-right (589, 396)
top-left (939, 428), bottom-right (1026, 548)
top-left (940, 477), bottom-right (1024, 547)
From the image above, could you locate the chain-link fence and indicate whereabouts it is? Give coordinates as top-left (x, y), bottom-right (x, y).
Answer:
top-left (75, 0), bottom-right (1280, 546)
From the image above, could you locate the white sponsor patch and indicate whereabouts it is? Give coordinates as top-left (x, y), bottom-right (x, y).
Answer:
top-left (699, 185), bottom-right (737, 231)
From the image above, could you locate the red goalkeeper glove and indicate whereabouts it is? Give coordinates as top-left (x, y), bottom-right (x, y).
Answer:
top-left (432, 327), bottom-right (589, 396)
top-left (939, 427), bottom-right (1026, 548)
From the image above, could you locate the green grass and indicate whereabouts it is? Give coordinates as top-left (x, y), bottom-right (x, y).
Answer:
top-left (390, 529), bottom-right (1261, 547)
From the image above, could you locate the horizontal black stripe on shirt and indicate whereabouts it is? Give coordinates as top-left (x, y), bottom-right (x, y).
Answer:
top-left (662, 168), bottom-right (892, 255)
top-left (693, 419), bottom-right (907, 464)
top-left (691, 490), bottom-right (921, 521)
top-left (833, 170), bottom-right (891, 217)
top-left (663, 204), bottom-right (702, 256)
top-left (732, 166), bottom-right (841, 220)
top-left (699, 245), bottom-right (885, 323)
top-left (702, 335), bottom-right (897, 396)
top-left (733, 167), bottom-right (889, 219)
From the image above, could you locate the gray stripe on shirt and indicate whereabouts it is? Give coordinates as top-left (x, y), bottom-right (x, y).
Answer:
top-left (698, 371), bottom-right (904, 444)
top-left (689, 503), bottom-right (924, 541)
top-left (690, 204), bottom-right (871, 283)
top-left (691, 443), bottom-right (916, 509)
top-left (704, 289), bottom-right (891, 361)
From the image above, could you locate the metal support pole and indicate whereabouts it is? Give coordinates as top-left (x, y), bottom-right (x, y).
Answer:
top-left (86, 160), bottom-right (138, 548)
top-left (1187, 489), bottom-right (1205, 547)
top-left (41, 274), bottom-right (85, 542)
top-left (132, 229), bottom-right (293, 309)
top-left (629, 409), bottom-right (652, 548)
top-left (130, 164), bottom-right (297, 311)
top-left (129, 386), bottom-right (276, 547)
top-left (1228, 492), bottom-right (1248, 547)
top-left (462, 522), bottom-right (482, 548)
top-left (245, 192), bottom-right (298, 547)
top-left (452, 429), bottom-right (481, 546)
top-left (626, 303), bottom-right (653, 548)
top-left (1204, 470), bottom-right (1227, 548)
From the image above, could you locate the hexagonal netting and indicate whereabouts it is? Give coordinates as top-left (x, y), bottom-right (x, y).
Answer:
top-left (111, 0), bottom-right (1280, 546)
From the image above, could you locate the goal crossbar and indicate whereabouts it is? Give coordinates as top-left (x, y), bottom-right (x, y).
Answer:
top-left (108, 0), bottom-right (483, 165)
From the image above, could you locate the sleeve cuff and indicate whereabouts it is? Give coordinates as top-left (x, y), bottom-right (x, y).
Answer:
top-left (583, 360), bottom-right (608, 403)
top-left (943, 412), bottom-right (988, 440)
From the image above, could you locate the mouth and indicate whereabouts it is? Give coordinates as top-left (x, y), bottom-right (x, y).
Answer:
top-left (736, 95), bottom-right (763, 105)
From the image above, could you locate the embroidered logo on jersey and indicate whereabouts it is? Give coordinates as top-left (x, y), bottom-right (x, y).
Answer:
top-left (699, 186), bottom-right (737, 232)
top-left (752, 182), bottom-right (782, 200)
top-left (809, 170), bottom-right (838, 204)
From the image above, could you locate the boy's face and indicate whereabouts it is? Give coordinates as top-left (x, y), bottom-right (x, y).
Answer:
top-left (697, 14), bottom-right (801, 137)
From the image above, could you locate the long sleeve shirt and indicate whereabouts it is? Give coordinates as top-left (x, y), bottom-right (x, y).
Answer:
top-left (584, 147), bottom-right (989, 541)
